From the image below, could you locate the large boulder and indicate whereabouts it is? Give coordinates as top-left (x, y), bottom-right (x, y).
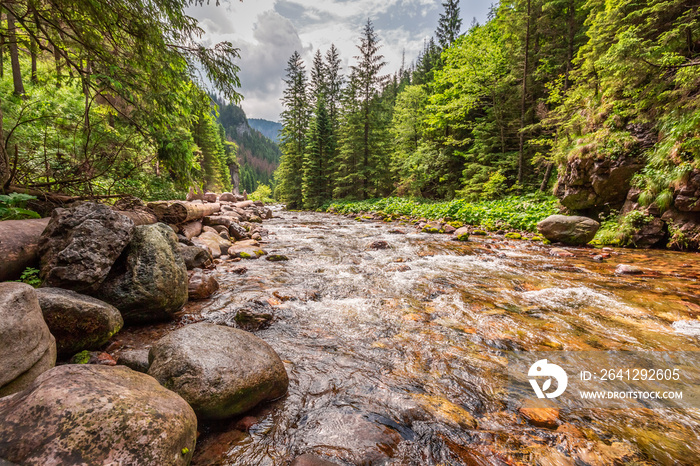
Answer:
top-left (0, 217), bottom-right (50, 282)
top-left (0, 283), bottom-right (56, 397)
top-left (96, 223), bottom-right (188, 324)
top-left (0, 365), bottom-right (197, 465)
top-left (38, 202), bottom-right (134, 292)
top-left (148, 323), bottom-right (288, 420)
top-left (35, 288), bottom-right (123, 356)
top-left (537, 215), bottom-right (600, 245)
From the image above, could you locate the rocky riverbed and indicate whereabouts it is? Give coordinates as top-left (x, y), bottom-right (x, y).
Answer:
top-left (2, 203), bottom-right (700, 465)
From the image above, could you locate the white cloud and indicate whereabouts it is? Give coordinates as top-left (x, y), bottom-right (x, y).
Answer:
top-left (187, 0), bottom-right (493, 121)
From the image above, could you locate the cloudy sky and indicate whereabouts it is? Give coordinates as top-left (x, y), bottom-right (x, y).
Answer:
top-left (186, 0), bottom-right (494, 122)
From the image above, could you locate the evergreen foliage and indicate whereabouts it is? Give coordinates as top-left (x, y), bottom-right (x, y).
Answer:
top-left (0, 0), bottom-right (241, 199)
top-left (276, 51), bottom-right (309, 208)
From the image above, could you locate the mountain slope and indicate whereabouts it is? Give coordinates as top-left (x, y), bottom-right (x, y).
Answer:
top-left (214, 101), bottom-right (281, 193)
top-left (248, 119), bottom-right (283, 144)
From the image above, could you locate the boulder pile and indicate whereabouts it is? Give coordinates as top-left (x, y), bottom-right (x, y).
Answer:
top-left (0, 193), bottom-right (288, 463)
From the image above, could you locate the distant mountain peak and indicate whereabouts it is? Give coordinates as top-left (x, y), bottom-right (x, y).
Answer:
top-left (248, 119), bottom-right (283, 144)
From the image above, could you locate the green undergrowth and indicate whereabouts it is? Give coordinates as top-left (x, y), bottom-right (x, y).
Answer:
top-left (325, 193), bottom-right (560, 232)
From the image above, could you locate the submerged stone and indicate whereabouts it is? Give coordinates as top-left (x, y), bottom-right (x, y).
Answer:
top-left (148, 323), bottom-right (288, 420)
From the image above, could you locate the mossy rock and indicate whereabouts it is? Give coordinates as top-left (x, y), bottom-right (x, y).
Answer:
top-left (266, 254), bottom-right (289, 262)
top-left (505, 232), bottom-right (522, 240)
top-left (239, 252), bottom-right (253, 259)
top-left (447, 221), bottom-right (464, 229)
top-left (454, 227), bottom-right (470, 241)
top-left (472, 230), bottom-right (488, 236)
top-left (70, 350), bottom-right (91, 365)
top-left (422, 222), bottom-right (442, 234)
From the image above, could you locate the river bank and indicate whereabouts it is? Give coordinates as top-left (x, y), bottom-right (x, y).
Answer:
top-left (2, 204), bottom-right (700, 465)
top-left (114, 208), bottom-right (700, 464)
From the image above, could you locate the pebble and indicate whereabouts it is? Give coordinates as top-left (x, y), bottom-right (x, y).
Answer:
top-left (549, 248), bottom-right (575, 257)
top-left (615, 264), bottom-right (644, 275)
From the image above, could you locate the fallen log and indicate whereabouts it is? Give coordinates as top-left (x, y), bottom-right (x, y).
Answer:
top-left (148, 201), bottom-right (220, 224)
top-left (116, 210), bottom-right (157, 226)
top-left (180, 221), bottom-right (203, 240)
top-left (0, 218), bottom-right (51, 281)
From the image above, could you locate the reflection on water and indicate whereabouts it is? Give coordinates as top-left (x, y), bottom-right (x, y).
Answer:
top-left (141, 209), bottom-right (700, 465)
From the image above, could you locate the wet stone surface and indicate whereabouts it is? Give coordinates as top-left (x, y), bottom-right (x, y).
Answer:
top-left (113, 208), bottom-right (700, 465)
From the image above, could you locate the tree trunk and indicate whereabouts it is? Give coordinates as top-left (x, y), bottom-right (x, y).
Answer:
top-left (7, 10), bottom-right (25, 96)
top-left (116, 210), bottom-right (157, 226)
top-left (147, 201), bottom-right (221, 224)
top-left (540, 162), bottom-right (553, 192)
top-left (0, 31), bottom-right (4, 79)
top-left (0, 218), bottom-right (51, 282)
top-left (0, 108), bottom-right (8, 191)
top-left (54, 44), bottom-right (62, 87)
top-left (30, 38), bottom-right (37, 84)
top-left (0, 6), bottom-right (4, 79)
top-left (517, 0), bottom-right (531, 185)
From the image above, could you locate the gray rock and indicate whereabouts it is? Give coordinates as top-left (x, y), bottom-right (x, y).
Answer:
top-left (537, 215), bottom-right (600, 245)
top-left (219, 192), bottom-right (236, 202)
top-left (0, 365), bottom-right (196, 466)
top-left (555, 152), bottom-right (645, 212)
top-left (117, 349), bottom-right (150, 373)
top-left (148, 323), bottom-right (288, 420)
top-left (178, 243), bottom-right (213, 269)
top-left (192, 231), bottom-right (232, 258)
top-left (38, 202), bottom-right (134, 292)
top-left (96, 223), bottom-right (188, 324)
top-left (35, 288), bottom-right (123, 356)
top-left (628, 217), bottom-right (667, 248)
top-left (229, 222), bottom-right (248, 240)
top-left (0, 283), bottom-right (56, 397)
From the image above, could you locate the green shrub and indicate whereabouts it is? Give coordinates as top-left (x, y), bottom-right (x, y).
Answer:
top-left (326, 193), bottom-right (559, 232)
top-left (0, 193), bottom-right (40, 220)
top-left (249, 184), bottom-right (274, 203)
top-left (16, 267), bottom-right (42, 288)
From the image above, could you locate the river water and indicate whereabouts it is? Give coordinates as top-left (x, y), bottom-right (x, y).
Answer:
top-left (124, 209), bottom-right (700, 465)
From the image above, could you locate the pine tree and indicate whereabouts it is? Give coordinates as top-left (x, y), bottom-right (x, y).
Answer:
top-left (436, 0), bottom-right (463, 50)
top-left (275, 51), bottom-right (309, 208)
top-left (302, 97), bottom-right (333, 208)
top-left (346, 19), bottom-right (390, 199)
top-left (310, 49), bottom-right (327, 104)
top-left (324, 44), bottom-right (344, 194)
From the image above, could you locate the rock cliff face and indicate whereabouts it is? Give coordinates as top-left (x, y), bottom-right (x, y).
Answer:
top-left (554, 153), bottom-right (645, 213)
top-left (556, 157), bottom-right (700, 249)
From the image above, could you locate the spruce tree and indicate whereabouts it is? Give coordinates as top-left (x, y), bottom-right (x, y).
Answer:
top-left (324, 44), bottom-right (344, 194)
top-left (276, 51), bottom-right (309, 208)
top-left (436, 0), bottom-right (463, 50)
top-left (302, 97), bottom-right (333, 208)
top-left (348, 19), bottom-right (390, 199)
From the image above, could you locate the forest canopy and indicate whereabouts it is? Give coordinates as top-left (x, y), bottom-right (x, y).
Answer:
top-left (274, 0), bottom-right (700, 214)
top-left (0, 0), bottom-right (242, 200)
